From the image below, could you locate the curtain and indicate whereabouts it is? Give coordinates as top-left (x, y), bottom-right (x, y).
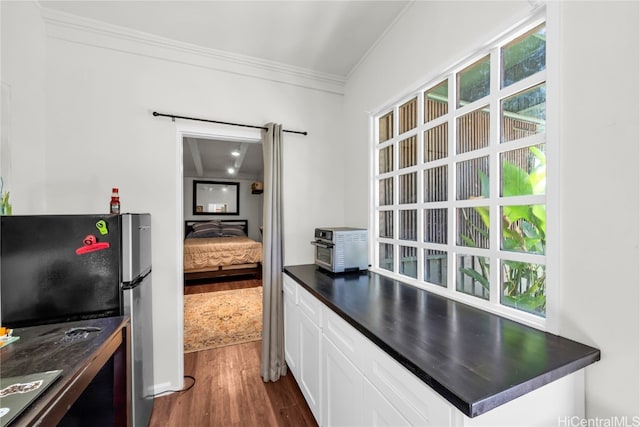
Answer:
top-left (261, 123), bottom-right (287, 382)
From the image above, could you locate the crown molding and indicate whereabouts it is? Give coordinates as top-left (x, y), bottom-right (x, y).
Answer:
top-left (39, 6), bottom-right (346, 95)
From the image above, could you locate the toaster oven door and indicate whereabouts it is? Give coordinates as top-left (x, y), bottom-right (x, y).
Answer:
top-left (311, 240), bottom-right (334, 271)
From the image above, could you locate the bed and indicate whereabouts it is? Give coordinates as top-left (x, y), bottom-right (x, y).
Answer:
top-left (183, 219), bottom-right (263, 282)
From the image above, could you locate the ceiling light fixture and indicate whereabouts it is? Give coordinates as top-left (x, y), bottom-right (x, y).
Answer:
top-left (227, 167), bottom-right (235, 174)
top-left (231, 150), bottom-right (240, 157)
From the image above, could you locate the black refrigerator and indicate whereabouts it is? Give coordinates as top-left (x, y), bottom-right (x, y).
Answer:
top-left (0, 213), bottom-right (154, 427)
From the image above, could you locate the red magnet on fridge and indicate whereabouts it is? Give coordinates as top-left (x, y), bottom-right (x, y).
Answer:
top-left (75, 234), bottom-right (110, 255)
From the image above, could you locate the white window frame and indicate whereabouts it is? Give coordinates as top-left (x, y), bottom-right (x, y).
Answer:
top-left (369, 5), bottom-right (557, 330)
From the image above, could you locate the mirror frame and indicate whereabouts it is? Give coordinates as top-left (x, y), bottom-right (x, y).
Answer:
top-left (192, 180), bottom-right (240, 216)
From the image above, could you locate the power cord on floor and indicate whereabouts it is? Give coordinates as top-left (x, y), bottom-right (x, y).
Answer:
top-left (152, 375), bottom-right (196, 397)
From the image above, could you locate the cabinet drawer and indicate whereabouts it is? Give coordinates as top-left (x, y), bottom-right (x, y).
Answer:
top-left (282, 273), bottom-right (297, 302)
top-left (322, 305), bottom-right (368, 370)
top-left (362, 338), bottom-right (453, 426)
top-left (297, 286), bottom-right (322, 326)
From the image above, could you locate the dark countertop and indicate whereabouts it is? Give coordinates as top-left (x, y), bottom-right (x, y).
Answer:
top-left (284, 264), bottom-right (600, 418)
top-left (1, 316), bottom-right (127, 376)
top-left (1, 316), bottom-right (130, 426)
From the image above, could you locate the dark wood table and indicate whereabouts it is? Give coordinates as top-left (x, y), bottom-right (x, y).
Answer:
top-left (0, 316), bottom-right (130, 426)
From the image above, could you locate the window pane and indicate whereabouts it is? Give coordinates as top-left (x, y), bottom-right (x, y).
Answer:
top-left (373, 18), bottom-right (549, 319)
top-left (379, 177), bottom-right (393, 206)
top-left (379, 111), bottom-right (393, 143)
top-left (425, 80), bottom-right (448, 122)
top-left (501, 260), bottom-right (546, 316)
top-left (399, 136), bottom-right (417, 168)
top-left (399, 98), bottom-right (417, 134)
top-left (457, 106), bottom-right (490, 154)
top-left (379, 211), bottom-right (393, 238)
top-left (424, 208), bottom-right (447, 244)
top-left (501, 84), bottom-right (546, 143)
top-left (399, 172), bottom-right (416, 204)
top-left (424, 165), bottom-right (448, 203)
top-left (400, 246), bottom-right (417, 278)
top-left (457, 55), bottom-right (490, 107)
top-left (457, 207), bottom-right (489, 249)
top-left (457, 254), bottom-right (490, 300)
top-left (425, 123), bottom-right (448, 162)
top-left (501, 145), bottom-right (546, 196)
top-left (425, 249), bottom-right (447, 287)
top-left (501, 205), bottom-right (546, 255)
top-left (502, 24), bottom-right (546, 88)
top-left (378, 146), bottom-right (394, 174)
top-left (399, 209), bottom-right (417, 241)
top-left (379, 243), bottom-right (394, 272)
top-left (456, 156), bottom-right (489, 200)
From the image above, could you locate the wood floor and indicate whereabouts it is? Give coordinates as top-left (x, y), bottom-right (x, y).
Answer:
top-left (149, 277), bottom-right (317, 427)
top-left (184, 276), bottom-right (263, 295)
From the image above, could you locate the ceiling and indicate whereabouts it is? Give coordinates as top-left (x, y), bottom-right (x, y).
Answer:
top-left (183, 137), bottom-right (264, 181)
top-left (39, 1), bottom-right (410, 178)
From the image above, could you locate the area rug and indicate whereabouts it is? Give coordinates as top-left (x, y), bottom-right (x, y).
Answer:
top-left (184, 286), bottom-right (263, 353)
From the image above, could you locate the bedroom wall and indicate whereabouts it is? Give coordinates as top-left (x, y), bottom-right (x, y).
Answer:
top-left (342, 0), bottom-right (640, 419)
top-left (183, 176), bottom-right (263, 242)
top-left (3, 2), bottom-right (346, 393)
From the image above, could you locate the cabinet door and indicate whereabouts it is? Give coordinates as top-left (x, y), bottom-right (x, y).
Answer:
top-left (299, 310), bottom-right (322, 424)
top-left (283, 275), bottom-right (298, 377)
top-left (363, 378), bottom-right (411, 427)
top-left (362, 337), bottom-right (453, 427)
top-left (322, 335), bottom-right (364, 427)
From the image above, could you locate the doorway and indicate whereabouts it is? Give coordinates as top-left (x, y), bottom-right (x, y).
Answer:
top-left (177, 123), bottom-right (264, 356)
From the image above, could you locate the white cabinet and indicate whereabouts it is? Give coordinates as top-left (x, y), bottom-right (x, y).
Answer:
top-left (320, 294), bottom-right (369, 426)
top-left (284, 272), bottom-right (450, 426)
top-left (360, 334), bottom-right (453, 426)
top-left (282, 274), bottom-right (322, 425)
top-left (322, 334), bottom-right (364, 426)
top-left (363, 378), bottom-right (411, 427)
top-left (322, 300), bottom-right (452, 427)
top-left (298, 307), bottom-right (322, 422)
top-left (283, 274), bottom-right (298, 377)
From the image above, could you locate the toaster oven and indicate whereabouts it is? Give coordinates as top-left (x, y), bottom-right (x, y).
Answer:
top-left (311, 227), bottom-right (368, 273)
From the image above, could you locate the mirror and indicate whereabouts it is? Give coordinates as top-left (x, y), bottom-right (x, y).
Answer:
top-left (193, 180), bottom-right (240, 215)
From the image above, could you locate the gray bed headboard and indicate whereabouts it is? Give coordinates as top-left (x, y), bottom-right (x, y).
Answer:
top-left (184, 219), bottom-right (249, 238)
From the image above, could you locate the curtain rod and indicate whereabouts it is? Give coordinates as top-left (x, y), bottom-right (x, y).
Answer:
top-left (152, 111), bottom-right (308, 136)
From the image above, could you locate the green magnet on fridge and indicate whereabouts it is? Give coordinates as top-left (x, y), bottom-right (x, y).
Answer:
top-left (96, 220), bottom-right (108, 235)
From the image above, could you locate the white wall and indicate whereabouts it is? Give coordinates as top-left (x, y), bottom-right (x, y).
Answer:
top-left (556, 1), bottom-right (639, 417)
top-left (343, 0), bottom-right (639, 419)
top-left (183, 176), bottom-right (263, 242)
top-left (2, 2), bottom-right (346, 393)
top-left (0, 2), bottom-right (47, 212)
top-left (343, 1), bottom-right (529, 227)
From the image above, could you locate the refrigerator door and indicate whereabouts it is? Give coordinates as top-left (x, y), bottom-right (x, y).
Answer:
top-left (121, 214), bottom-right (152, 284)
top-left (0, 215), bottom-right (121, 327)
top-left (123, 272), bottom-right (154, 427)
